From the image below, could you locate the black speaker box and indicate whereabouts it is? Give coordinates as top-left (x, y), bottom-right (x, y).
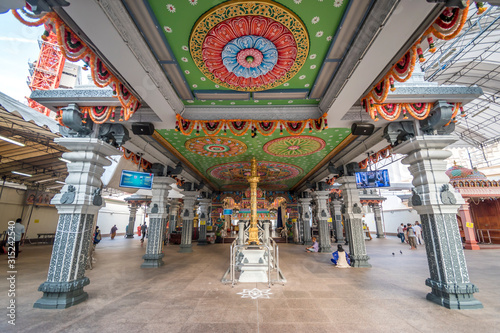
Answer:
top-left (351, 123), bottom-right (374, 136)
top-left (132, 123), bottom-right (155, 135)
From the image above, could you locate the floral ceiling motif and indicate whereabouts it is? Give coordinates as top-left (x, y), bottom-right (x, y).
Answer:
top-left (263, 135), bottom-right (325, 157)
top-left (190, 0), bottom-right (309, 91)
top-left (185, 136), bottom-right (247, 157)
top-left (208, 161), bottom-right (303, 183)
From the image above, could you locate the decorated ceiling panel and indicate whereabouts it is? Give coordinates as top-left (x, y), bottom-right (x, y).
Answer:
top-left (145, 0), bottom-right (349, 106)
top-left (155, 127), bottom-right (351, 190)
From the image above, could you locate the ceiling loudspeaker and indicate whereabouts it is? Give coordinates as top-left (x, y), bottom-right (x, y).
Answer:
top-left (131, 123), bottom-right (155, 135)
top-left (351, 123), bottom-right (375, 136)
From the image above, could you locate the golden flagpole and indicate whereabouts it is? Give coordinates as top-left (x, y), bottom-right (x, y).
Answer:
top-left (247, 157), bottom-right (260, 245)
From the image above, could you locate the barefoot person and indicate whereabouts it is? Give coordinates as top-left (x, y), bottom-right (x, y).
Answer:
top-left (306, 237), bottom-right (319, 252)
top-left (331, 244), bottom-right (351, 268)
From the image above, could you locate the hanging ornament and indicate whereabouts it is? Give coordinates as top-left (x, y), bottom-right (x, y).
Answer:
top-left (403, 109), bottom-right (408, 120)
top-left (175, 120), bottom-right (179, 131)
top-left (280, 123), bottom-right (283, 135)
top-left (476, 2), bottom-right (486, 15)
top-left (427, 36), bottom-right (436, 53)
top-left (389, 77), bottom-right (395, 92)
top-left (417, 46), bottom-right (425, 62)
top-left (460, 106), bottom-right (466, 117)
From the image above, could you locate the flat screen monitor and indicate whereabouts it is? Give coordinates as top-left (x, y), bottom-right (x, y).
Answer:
top-left (119, 170), bottom-right (154, 190)
top-left (223, 209), bottom-right (233, 215)
top-left (355, 169), bottom-right (390, 189)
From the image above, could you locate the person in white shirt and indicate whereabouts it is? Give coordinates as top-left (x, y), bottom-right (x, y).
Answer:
top-left (397, 223), bottom-right (405, 243)
top-left (13, 218), bottom-right (25, 258)
top-left (413, 221), bottom-right (423, 245)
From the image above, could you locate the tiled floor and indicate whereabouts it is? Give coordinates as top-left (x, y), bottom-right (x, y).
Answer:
top-left (1, 236), bottom-right (499, 332)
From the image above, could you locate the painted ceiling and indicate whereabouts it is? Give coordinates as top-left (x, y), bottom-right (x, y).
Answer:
top-left (144, 0), bottom-right (349, 106)
top-left (155, 127), bottom-right (351, 190)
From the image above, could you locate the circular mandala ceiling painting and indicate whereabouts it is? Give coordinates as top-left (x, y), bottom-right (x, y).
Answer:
top-left (185, 136), bottom-right (247, 157)
top-left (263, 135), bottom-right (326, 157)
top-left (208, 161), bottom-right (302, 183)
top-left (189, 0), bottom-right (309, 91)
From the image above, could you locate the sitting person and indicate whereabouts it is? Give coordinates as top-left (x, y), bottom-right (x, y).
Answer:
top-left (331, 244), bottom-right (351, 268)
top-left (305, 237), bottom-right (319, 252)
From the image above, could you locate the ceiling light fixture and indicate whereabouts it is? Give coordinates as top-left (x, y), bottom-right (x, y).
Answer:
top-left (55, 181), bottom-right (66, 185)
top-left (37, 178), bottom-right (58, 183)
top-left (46, 185), bottom-right (63, 190)
top-left (11, 171), bottom-right (32, 177)
top-left (0, 135), bottom-right (25, 147)
top-left (58, 157), bottom-right (72, 163)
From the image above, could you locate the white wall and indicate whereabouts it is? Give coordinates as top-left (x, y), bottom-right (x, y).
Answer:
top-left (0, 186), bottom-right (59, 239)
top-left (96, 198), bottom-right (147, 237)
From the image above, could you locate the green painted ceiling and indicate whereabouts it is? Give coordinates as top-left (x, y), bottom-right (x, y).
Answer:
top-left (147, 0), bottom-right (349, 106)
top-left (156, 127), bottom-right (351, 190)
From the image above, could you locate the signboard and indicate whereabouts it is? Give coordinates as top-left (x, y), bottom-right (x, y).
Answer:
top-left (119, 170), bottom-right (154, 190)
top-left (466, 222), bottom-right (474, 228)
top-left (34, 219), bottom-right (39, 223)
top-left (291, 219), bottom-right (297, 222)
top-left (223, 209), bottom-right (233, 215)
top-left (200, 221), bottom-right (206, 225)
top-left (328, 218), bottom-right (332, 222)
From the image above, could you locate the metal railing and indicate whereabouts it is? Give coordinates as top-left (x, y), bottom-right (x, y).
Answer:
top-left (222, 231), bottom-right (286, 287)
top-left (476, 229), bottom-right (500, 244)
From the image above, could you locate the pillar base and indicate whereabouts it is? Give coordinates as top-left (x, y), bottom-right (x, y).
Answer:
top-left (126, 234), bottom-right (134, 238)
top-left (319, 245), bottom-right (332, 253)
top-left (464, 241), bottom-right (480, 250)
top-left (141, 253), bottom-right (164, 268)
top-left (425, 279), bottom-right (483, 309)
top-left (179, 244), bottom-right (193, 253)
top-left (303, 240), bottom-right (312, 246)
top-left (34, 278), bottom-right (89, 309)
top-left (376, 234), bottom-right (385, 238)
top-left (351, 254), bottom-right (372, 268)
top-left (197, 240), bottom-right (207, 246)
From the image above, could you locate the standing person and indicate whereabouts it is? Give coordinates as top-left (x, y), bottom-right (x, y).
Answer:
top-left (403, 224), bottom-right (408, 244)
top-left (331, 244), bottom-right (351, 268)
top-left (14, 218), bottom-right (25, 259)
top-left (363, 223), bottom-right (373, 240)
top-left (407, 223), bottom-right (417, 250)
top-left (413, 221), bottom-right (424, 245)
top-left (110, 225), bottom-right (118, 240)
top-left (141, 222), bottom-right (147, 241)
top-left (397, 223), bottom-right (405, 243)
top-left (93, 226), bottom-right (102, 246)
top-left (305, 237), bottom-right (319, 252)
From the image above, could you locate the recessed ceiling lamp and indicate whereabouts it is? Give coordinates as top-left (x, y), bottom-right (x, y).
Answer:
top-left (11, 171), bottom-right (32, 177)
top-left (0, 135), bottom-right (25, 147)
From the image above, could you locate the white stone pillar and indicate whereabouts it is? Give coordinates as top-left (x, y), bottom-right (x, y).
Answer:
top-left (338, 176), bottom-right (371, 267)
top-left (179, 192), bottom-right (197, 253)
top-left (394, 135), bottom-right (482, 309)
top-left (299, 198), bottom-right (312, 245)
top-left (197, 198), bottom-right (211, 246)
top-left (330, 196), bottom-right (344, 243)
top-left (126, 203), bottom-right (138, 238)
top-left (142, 177), bottom-right (174, 268)
top-left (372, 203), bottom-right (385, 238)
top-left (34, 138), bottom-right (119, 309)
top-left (169, 199), bottom-right (180, 234)
top-left (311, 190), bottom-right (332, 252)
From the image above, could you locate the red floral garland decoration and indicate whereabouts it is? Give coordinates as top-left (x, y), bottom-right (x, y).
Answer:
top-left (361, 2), bottom-right (471, 110)
top-left (12, 9), bottom-right (141, 123)
top-left (175, 114), bottom-right (328, 137)
top-left (122, 148), bottom-right (152, 171)
top-left (403, 103), bottom-right (432, 120)
top-left (358, 145), bottom-right (392, 169)
top-left (369, 102), bottom-right (460, 122)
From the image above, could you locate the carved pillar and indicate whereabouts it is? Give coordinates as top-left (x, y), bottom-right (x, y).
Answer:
top-left (330, 196), bottom-right (344, 243)
top-left (197, 198), bottom-right (211, 246)
top-left (372, 203), bottom-right (385, 238)
top-left (299, 197), bottom-right (312, 245)
top-left (311, 190), bottom-right (332, 252)
top-left (34, 138), bottom-right (118, 309)
top-left (126, 203), bottom-right (138, 238)
top-left (169, 199), bottom-right (180, 234)
top-left (263, 221), bottom-right (270, 245)
top-left (179, 192), bottom-right (197, 253)
top-left (338, 176), bottom-right (371, 267)
top-left (142, 177), bottom-right (174, 268)
top-left (394, 135), bottom-right (482, 309)
top-left (457, 202), bottom-right (480, 250)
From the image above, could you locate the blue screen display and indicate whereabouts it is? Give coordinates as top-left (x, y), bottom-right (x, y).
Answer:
top-left (223, 209), bottom-right (233, 215)
top-left (355, 169), bottom-right (390, 189)
top-left (119, 170), bottom-right (154, 190)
